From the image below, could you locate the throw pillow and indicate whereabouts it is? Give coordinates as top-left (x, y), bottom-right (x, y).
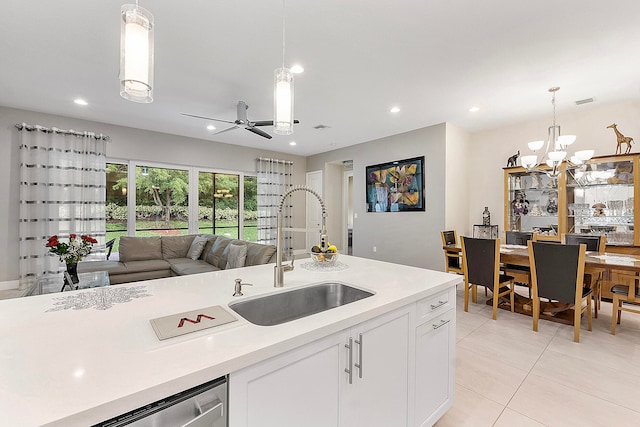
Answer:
top-left (225, 243), bottom-right (248, 269)
top-left (186, 235), bottom-right (209, 260)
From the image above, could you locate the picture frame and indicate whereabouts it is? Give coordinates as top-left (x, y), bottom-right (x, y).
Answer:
top-left (366, 156), bottom-right (425, 212)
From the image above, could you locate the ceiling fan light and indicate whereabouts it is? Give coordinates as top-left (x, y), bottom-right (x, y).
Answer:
top-left (274, 67), bottom-right (294, 135)
top-left (120, 4), bottom-right (154, 103)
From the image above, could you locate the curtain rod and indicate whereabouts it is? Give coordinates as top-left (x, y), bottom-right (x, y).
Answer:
top-left (257, 157), bottom-right (293, 165)
top-left (15, 123), bottom-right (111, 141)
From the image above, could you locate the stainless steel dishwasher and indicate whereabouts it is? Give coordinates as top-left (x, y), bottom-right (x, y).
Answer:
top-left (95, 375), bottom-right (227, 427)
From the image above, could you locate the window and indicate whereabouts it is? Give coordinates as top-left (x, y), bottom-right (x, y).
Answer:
top-left (105, 162), bottom-right (255, 243)
top-left (243, 175), bottom-right (258, 242)
top-left (135, 165), bottom-right (189, 236)
top-left (106, 163), bottom-right (128, 252)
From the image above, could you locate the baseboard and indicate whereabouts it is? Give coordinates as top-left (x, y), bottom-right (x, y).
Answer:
top-left (0, 280), bottom-right (19, 291)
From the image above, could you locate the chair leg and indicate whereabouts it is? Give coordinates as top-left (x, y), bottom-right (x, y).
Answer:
top-left (491, 285), bottom-right (498, 320)
top-left (510, 282), bottom-right (515, 313)
top-left (617, 299), bottom-right (623, 324)
top-left (472, 285), bottom-right (478, 303)
top-left (587, 297), bottom-right (592, 332)
top-left (573, 302), bottom-right (581, 343)
top-left (532, 296), bottom-right (540, 332)
top-left (611, 295), bottom-right (619, 335)
top-left (464, 281), bottom-right (470, 313)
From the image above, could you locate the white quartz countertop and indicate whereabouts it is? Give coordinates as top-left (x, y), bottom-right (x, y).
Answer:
top-left (0, 255), bottom-right (461, 426)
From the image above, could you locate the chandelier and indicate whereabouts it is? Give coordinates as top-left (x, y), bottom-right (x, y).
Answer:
top-left (520, 87), bottom-right (594, 178)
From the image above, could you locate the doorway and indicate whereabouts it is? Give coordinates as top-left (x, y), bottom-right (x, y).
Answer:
top-left (343, 162), bottom-right (354, 255)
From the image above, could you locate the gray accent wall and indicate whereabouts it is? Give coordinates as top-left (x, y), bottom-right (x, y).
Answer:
top-left (0, 106), bottom-right (307, 283)
top-left (307, 123), bottom-right (449, 271)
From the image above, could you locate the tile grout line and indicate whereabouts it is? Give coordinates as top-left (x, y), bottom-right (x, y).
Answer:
top-left (490, 325), bottom-right (559, 427)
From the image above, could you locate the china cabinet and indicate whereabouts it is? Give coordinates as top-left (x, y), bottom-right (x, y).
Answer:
top-left (503, 166), bottom-right (566, 240)
top-left (565, 154), bottom-right (640, 247)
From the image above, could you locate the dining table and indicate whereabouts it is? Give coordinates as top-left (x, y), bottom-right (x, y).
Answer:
top-left (443, 243), bottom-right (640, 324)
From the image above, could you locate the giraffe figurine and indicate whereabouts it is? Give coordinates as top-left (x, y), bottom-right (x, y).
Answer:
top-left (607, 123), bottom-right (634, 154)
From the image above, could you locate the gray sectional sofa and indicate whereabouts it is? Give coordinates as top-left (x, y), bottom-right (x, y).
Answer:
top-left (78, 234), bottom-right (277, 285)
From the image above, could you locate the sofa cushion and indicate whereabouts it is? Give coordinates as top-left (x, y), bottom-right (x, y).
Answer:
top-left (186, 235), bottom-right (210, 260)
top-left (170, 260), bottom-right (221, 275)
top-left (204, 235), bottom-right (232, 269)
top-left (245, 242), bottom-right (277, 266)
top-left (199, 235), bottom-right (219, 260)
top-left (121, 259), bottom-right (171, 274)
top-left (226, 243), bottom-right (248, 269)
top-left (161, 235), bottom-right (196, 259)
top-left (119, 236), bottom-right (162, 262)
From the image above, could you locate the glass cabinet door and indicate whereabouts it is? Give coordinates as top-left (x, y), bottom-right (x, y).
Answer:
top-left (565, 155), bottom-right (638, 246)
top-left (504, 168), bottom-right (561, 237)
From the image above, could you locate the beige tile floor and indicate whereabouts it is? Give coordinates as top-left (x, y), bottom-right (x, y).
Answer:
top-left (436, 285), bottom-right (640, 427)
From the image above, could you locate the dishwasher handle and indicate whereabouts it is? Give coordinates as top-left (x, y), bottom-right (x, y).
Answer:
top-left (184, 400), bottom-right (224, 427)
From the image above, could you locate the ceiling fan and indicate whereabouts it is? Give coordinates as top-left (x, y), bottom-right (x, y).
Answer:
top-left (180, 101), bottom-right (299, 140)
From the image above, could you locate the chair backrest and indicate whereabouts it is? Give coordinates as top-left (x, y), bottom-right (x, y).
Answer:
top-left (461, 237), bottom-right (499, 287)
top-left (441, 230), bottom-right (457, 246)
top-left (562, 233), bottom-right (605, 253)
top-left (505, 231), bottom-right (534, 246)
top-left (528, 241), bottom-right (586, 304)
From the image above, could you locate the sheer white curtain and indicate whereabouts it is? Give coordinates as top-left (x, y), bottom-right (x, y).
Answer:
top-left (256, 157), bottom-right (293, 256)
top-left (18, 124), bottom-right (107, 289)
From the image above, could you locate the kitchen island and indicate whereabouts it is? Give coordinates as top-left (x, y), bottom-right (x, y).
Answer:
top-left (0, 255), bottom-right (460, 426)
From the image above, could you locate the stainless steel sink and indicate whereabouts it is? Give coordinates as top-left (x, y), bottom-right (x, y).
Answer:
top-left (229, 282), bottom-right (374, 326)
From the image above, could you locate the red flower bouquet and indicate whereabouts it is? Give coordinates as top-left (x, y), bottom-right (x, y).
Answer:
top-left (46, 234), bottom-right (98, 263)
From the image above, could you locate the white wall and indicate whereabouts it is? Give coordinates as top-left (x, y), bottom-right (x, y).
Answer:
top-left (0, 106), bottom-right (307, 283)
top-left (467, 100), bottom-right (640, 237)
top-left (307, 124), bottom-right (447, 270)
top-left (445, 124), bottom-right (471, 236)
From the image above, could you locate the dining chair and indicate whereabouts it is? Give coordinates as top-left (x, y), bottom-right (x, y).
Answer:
top-left (440, 230), bottom-right (463, 275)
top-left (503, 231), bottom-right (538, 297)
top-left (528, 241), bottom-right (592, 342)
top-left (610, 273), bottom-right (640, 335)
top-left (562, 233), bottom-right (606, 317)
top-left (105, 238), bottom-right (116, 260)
top-left (461, 237), bottom-right (515, 320)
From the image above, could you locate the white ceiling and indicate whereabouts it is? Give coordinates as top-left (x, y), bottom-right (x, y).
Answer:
top-left (2, 0), bottom-right (640, 156)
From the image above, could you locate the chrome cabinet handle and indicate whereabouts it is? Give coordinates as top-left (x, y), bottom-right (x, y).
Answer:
top-left (345, 337), bottom-right (353, 384)
top-left (432, 319), bottom-right (450, 330)
top-left (430, 300), bottom-right (447, 310)
top-left (354, 333), bottom-right (363, 379)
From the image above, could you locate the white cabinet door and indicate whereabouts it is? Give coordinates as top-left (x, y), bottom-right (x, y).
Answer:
top-left (228, 330), bottom-right (347, 427)
top-left (414, 308), bottom-right (455, 427)
top-left (341, 307), bottom-right (411, 427)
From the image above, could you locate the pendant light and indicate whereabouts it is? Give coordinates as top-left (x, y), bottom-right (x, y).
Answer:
top-left (274, 0), bottom-right (294, 135)
top-left (120, 2), bottom-right (154, 103)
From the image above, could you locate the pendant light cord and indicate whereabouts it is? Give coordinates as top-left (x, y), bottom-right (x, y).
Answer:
top-left (281, 0), bottom-right (286, 69)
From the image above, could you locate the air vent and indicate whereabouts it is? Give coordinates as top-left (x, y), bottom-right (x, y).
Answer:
top-left (313, 124), bottom-right (331, 130)
top-left (575, 97), bottom-right (596, 105)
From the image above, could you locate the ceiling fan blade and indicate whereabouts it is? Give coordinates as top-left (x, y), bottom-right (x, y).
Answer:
top-left (246, 127), bottom-right (272, 139)
top-left (252, 119), bottom-right (300, 127)
top-left (252, 120), bottom-right (274, 127)
top-left (213, 125), bottom-right (240, 135)
top-left (180, 112), bottom-right (235, 124)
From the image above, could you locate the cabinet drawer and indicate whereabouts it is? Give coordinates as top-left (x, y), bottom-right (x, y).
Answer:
top-left (416, 287), bottom-right (454, 322)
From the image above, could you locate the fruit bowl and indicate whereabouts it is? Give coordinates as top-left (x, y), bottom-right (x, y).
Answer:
top-left (309, 250), bottom-right (339, 266)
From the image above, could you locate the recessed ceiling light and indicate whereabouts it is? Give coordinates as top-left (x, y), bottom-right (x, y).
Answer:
top-left (469, 106), bottom-right (480, 113)
top-left (390, 106), bottom-right (400, 113)
top-left (206, 124), bottom-right (216, 131)
top-left (74, 99), bottom-right (88, 106)
top-left (290, 64), bottom-right (304, 74)
top-left (289, 141), bottom-right (297, 146)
